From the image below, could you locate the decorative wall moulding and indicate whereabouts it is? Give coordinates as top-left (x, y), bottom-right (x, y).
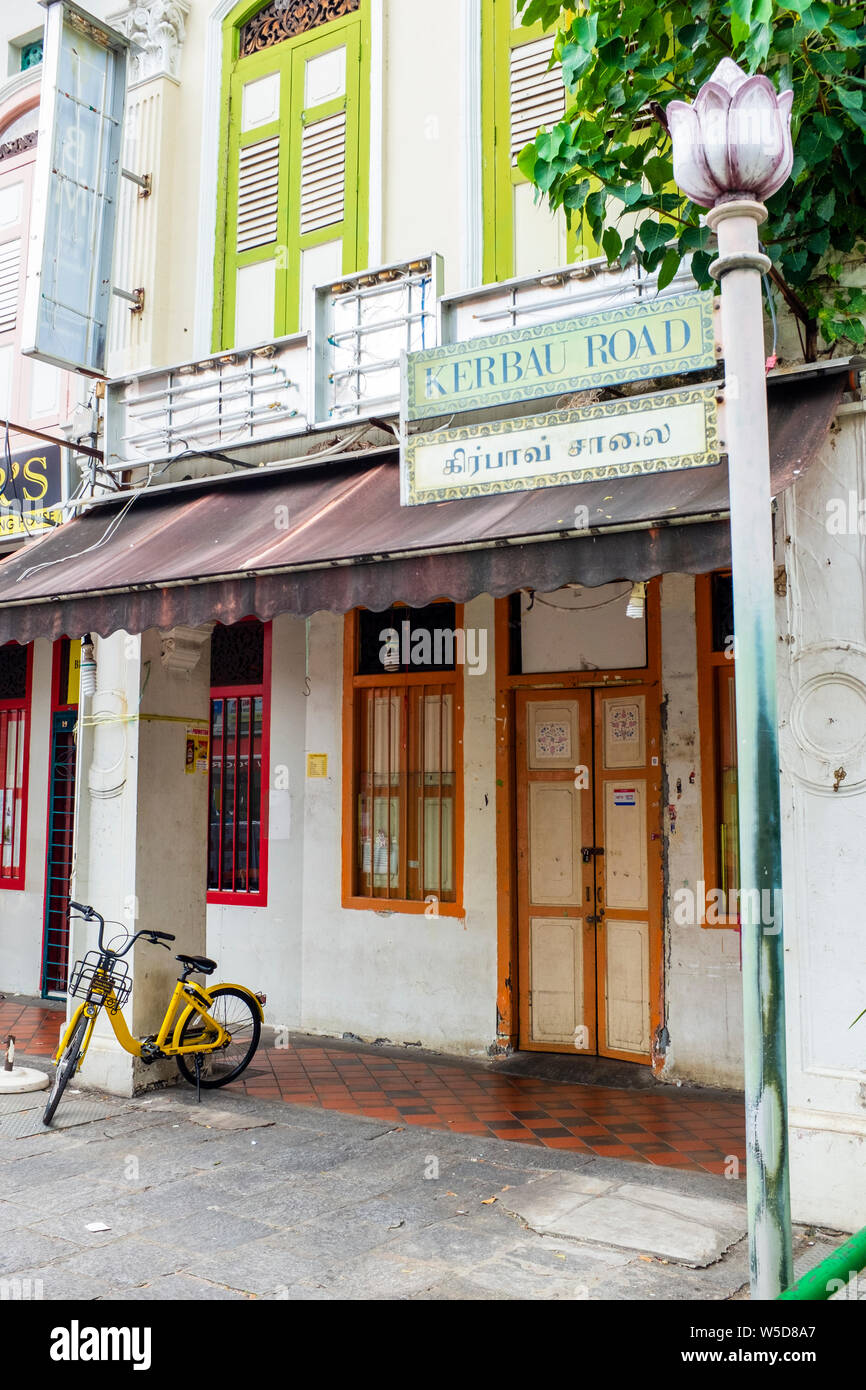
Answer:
top-left (109, 1), bottom-right (190, 85)
top-left (160, 623), bottom-right (214, 674)
top-left (240, 0), bottom-right (360, 56)
top-left (779, 642), bottom-right (866, 795)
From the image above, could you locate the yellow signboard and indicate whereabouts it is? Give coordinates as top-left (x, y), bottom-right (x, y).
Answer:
top-left (66, 639), bottom-right (81, 705)
top-left (185, 726), bottom-right (210, 775)
top-left (306, 754), bottom-right (328, 779)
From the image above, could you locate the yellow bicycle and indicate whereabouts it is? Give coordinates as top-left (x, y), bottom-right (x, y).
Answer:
top-left (43, 901), bottom-right (266, 1125)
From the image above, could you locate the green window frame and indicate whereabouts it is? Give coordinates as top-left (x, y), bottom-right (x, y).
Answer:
top-left (214, 1), bottom-right (370, 350)
top-left (480, 0), bottom-right (598, 285)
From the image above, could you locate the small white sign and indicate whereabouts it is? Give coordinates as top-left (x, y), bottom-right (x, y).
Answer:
top-left (613, 788), bottom-right (637, 807)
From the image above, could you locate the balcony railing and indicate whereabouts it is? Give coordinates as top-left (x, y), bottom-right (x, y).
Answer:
top-left (103, 250), bottom-right (696, 477)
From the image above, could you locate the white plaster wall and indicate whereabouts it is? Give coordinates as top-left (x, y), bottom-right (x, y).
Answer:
top-left (777, 404), bottom-right (866, 1230)
top-left (71, 628), bottom-right (210, 1096)
top-left (299, 597), bottom-right (498, 1054)
top-left (381, 0), bottom-right (466, 294)
top-left (660, 573), bottom-right (744, 1089)
top-left (0, 637), bottom-right (52, 996)
top-left (208, 600), bottom-right (499, 1053)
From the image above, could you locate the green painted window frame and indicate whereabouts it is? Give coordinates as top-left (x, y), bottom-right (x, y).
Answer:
top-left (213, 1), bottom-right (371, 351)
top-left (480, 0), bottom-right (598, 285)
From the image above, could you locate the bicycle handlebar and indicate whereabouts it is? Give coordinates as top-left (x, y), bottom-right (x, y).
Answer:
top-left (68, 901), bottom-right (176, 956)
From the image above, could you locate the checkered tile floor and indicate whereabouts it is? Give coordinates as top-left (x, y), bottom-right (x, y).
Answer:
top-left (2, 997), bottom-right (746, 1176)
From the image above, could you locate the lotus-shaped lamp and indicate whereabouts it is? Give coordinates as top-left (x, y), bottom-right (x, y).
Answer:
top-left (666, 57), bottom-right (793, 208)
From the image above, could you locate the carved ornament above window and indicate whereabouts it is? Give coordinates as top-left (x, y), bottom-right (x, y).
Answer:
top-left (239, 0), bottom-right (360, 56)
top-left (0, 130), bottom-right (37, 163)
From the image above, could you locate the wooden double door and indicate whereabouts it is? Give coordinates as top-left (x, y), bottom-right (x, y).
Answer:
top-left (516, 687), bottom-right (661, 1062)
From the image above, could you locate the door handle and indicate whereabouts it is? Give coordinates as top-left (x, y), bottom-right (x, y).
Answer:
top-left (586, 912), bottom-right (605, 924)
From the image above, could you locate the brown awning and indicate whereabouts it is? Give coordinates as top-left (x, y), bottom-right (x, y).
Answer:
top-left (0, 369), bottom-right (846, 644)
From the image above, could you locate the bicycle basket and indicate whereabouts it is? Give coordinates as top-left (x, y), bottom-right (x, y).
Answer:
top-left (68, 953), bottom-right (132, 1013)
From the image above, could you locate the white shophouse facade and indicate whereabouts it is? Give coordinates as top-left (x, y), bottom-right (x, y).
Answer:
top-left (0, 0), bottom-right (863, 1232)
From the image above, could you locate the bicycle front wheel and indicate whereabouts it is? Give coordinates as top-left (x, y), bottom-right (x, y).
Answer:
top-left (43, 1014), bottom-right (89, 1126)
top-left (176, 986), bottom-right (261, 1089)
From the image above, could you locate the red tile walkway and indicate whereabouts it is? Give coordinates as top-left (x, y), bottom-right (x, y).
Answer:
top-left (1, 996), bottom-right (746, 1177)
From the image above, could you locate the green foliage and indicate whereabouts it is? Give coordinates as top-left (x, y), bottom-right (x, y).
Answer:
top-left (515, 0), bottom-right (866, 354)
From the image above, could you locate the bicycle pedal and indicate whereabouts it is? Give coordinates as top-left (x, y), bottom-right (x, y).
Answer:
top-left (140, 1038), bottom-right (163, 1064)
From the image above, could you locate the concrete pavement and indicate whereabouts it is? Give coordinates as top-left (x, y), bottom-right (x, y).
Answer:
top-left (0, 1079), bottom-right (850, 1301)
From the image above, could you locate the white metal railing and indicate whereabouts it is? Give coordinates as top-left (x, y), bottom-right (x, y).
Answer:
top-left (313, 253), bottom-right (443, 423)
top-left (104, 334), bottom-right (309, 473)
top-left (103, 251), bottom-right (697, 473)
top-left (440, 254), bottom-right (697, 343)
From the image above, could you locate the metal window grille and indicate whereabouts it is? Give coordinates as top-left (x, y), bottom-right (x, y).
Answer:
top-left (208, 693), bottom-right (264, 896)
top-left (355, 684), bottom-right (455, 904)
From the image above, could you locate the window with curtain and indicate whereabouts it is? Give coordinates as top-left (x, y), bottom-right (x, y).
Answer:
top-left (207, 619), bottom-right (271, 905)
top-left (346, 604), bottom-right (461, 909)
top-left (0, 640), bottom-right (31, 888)
top-left (215, 0), bottom-right (369, 350)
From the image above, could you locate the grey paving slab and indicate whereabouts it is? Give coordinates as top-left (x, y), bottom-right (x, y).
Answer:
top-left (191, 1234), bottom-right (326, 1296)
top-left (144, 1207), bottom-right (279, 1256)
top-left (451, 1239), bottom-right (629, 1301)
top-left (386, 1218), bottom-right (519, 1266)
top-left (50, 1238), bottom-right (190, 1288)
top-left (295, 1248), bottom-right (452, 1300)
top-left (97, 1273), bottom-right (252, 1300)
top-left (0, 1229), bottom-right (80, 1275)
top-left (0, 1199), bottom-right (36, 1234)
top-left (228, 1181), bottom-right (344, 1228)
top-left (5, 1173), bottom-right (131, 1218)
top-left (275, 1210), bottom-right (402, 1262)
top-left (4, 1264), bottom-right (116, 1301)
top-left (502, 1174), bottom-right (746, 1267)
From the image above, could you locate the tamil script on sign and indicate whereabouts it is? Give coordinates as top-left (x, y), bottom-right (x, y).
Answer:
top-left (402, 386), bottom-right (721, 505)
top-left (405, 291), bottom-right (717, 420)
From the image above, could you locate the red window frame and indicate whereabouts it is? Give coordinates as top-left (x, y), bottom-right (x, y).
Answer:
top-left (206, 621), bottom-right (271, 907)
top-left (0, 641), bottom-right (32, 890)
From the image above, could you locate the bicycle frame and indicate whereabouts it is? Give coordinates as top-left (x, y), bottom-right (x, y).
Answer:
top-left (53, 975), bottom-right (238, 1068)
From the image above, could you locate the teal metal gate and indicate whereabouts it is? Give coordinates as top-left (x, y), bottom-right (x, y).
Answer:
top-left (40, 710), bottom-right (77, 997)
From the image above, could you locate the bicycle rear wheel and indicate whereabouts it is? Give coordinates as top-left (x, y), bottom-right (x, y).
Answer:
top-left (176, 986), bottom-right (261, 1089)
top-left (43, 1014), bottom-right (89, 1126)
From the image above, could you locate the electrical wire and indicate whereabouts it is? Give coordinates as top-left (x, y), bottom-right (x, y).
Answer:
top-left (531, 582), bottom-right (634, 612)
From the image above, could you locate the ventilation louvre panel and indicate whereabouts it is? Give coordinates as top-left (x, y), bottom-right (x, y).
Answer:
top-left (237, 135), bottom-right (280, 253)
top-left (300, 110), bottom-right (346, 235)
top-left (510, 36), bottom-right (566, 163)
top-left (0, 239), bottom-right (20, 334)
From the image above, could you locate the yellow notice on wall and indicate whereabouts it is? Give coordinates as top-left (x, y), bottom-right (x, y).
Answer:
top-left (67, 639), bottom-right (81, 705)
top-left (185, 725), bottom-right (210, 775)
top-left (306, 753), bottom-right (328, 779)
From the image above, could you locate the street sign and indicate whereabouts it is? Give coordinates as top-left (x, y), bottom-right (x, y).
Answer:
top-left (404, 290), bottom-right (717, 421)
top-left (403, 385), bottom-right (721, 506)
top-left (22, 2), bottom-right (130, 376)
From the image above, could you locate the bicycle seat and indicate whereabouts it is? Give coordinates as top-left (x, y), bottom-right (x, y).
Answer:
top-left (176, 954), bottom-right (217, 976)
